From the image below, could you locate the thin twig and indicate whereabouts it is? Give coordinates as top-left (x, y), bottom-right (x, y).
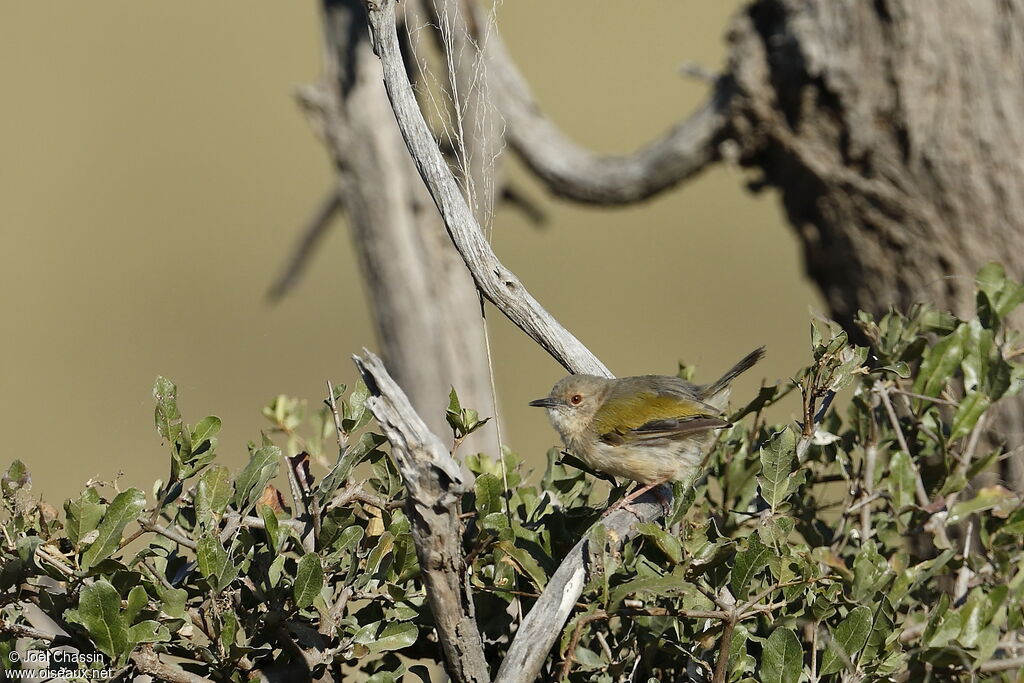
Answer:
top-left (325, 380), bottom-right (348, 453)
top-left (711, 617), bottom-right (737, 683)
top-left (876, 384), bottom-right (931, 507)
top-left (890, 388), bottom-right (960, 406)
top-left (860, 442), bottom-right (878, 541)
top-left (35, 545), bottom-right (76, 578)
top-left (979, 655), bottom-right (1024, 672)
top-left (558, 610), bottom-right (609, 680)
top-left (139, 519), bottom-right (198, 551)
top-left (953, 519), bottom-right (974, 604)
top-left (267, 189), bottom-right (343, 302)
top-left (131, 646), bottom-right (214, 683)
top-left (0, 619), bottom-right (56, 642)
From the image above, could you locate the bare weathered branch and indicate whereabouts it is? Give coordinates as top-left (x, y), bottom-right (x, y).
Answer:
top-left (0, 619), bottom-right (56, 642)
top-left (267, 189), bottom-right (342, 302)
top-left (353, 350), bottom-right (489, 683)
top-left (308, 0), bottom-right (500, 450)
top-left (499, 184), bottom-right (545, 226)
top-left (493, 492), bottom-right (667, 683)
top-left (482, 11), bottom-right (730, 205)
top-left (131, 647), bottom-right (214, 683)
top-left (980, 655), bottom-right (1024, 673)
top-left (363, 0), bottom-right (609, 377)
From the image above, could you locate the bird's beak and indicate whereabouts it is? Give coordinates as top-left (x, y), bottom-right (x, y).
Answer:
top-left (528, 397), bottom-right (560, 408)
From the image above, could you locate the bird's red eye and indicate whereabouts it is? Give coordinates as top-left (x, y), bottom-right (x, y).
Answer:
top-left (570, 394), bottom-right (583, 405)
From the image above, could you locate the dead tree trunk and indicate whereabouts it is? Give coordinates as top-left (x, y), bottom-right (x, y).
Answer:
top-left (725, 0), bottom-right (1024, 334)
top-left (722, 0), bottom-right (1024, 486)
top-left (287, 0), bottom-right (499, 451)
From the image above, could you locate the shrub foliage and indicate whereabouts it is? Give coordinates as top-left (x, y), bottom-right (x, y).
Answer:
top-left (3, 264), bottom-right (1024, 681)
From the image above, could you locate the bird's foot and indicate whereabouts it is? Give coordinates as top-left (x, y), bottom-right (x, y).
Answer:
top-left (601, 481), bottom-right (671, 519)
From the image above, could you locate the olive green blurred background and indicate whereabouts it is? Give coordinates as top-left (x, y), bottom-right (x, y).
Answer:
top-left (0, 2), bottom-right (821, 503)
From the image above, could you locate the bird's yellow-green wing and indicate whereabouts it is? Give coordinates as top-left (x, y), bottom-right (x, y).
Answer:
top-left (593, 377), bottom-right (728, 441)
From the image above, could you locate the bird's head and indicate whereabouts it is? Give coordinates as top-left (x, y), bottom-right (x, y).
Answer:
top-left (528, 374), bottom-right (611, 443)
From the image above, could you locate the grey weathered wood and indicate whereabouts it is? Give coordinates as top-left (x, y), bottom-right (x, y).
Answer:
top-left (724, 0), bottom-right (1024, 334)
top-left (362, 0), bottom-right (610, 378)
top-left (483, 15), bottom-right (732, 205)
top-left (353, 350), bottom-right (490, 683)
top-left (492, 494), bottom-right (667, 683)
top-left (304, 0), bottom-right (499, 452)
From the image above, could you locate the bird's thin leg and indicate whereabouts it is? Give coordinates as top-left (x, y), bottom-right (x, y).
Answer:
top-left (602, 479), bottom-right (671, 517)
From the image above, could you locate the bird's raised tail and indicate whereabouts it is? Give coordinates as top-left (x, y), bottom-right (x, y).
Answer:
top-left (701, 346), bottom-right (766, 404)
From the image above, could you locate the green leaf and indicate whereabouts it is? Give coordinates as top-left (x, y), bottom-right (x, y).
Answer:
top-left (887, 451), bottom-right (917, 511)
top-left (608, 572), bottom-right (691, 609)
top-left (75, 580), bottom-right (129, 661)
top-left (731, 533), bottom-right (771, 599)
top-left (475, 473), bottom-right (503, 517)
top-left (338, 525), bottom-right (365, 552)
top-left (913, 324), bottom-right (967, 398)
top-left (153, 376), bottom-right (182, 444)
top-left (196, 534), bottom-right (237, 593)
top-left (128, 620), bottom-right (166, 646)
top-left (195, 464), bottom-right (232, 525)
top-left (495, 541), bottom-right (549, 590)
top-left (949, 391), bottom-right (992, 442)
top-left (876, 361), bottom-right (911, 379)
top-left (957, 589), bottom-right (987, 649)
top-left (233, 445), bottom-right (280, 512)
top-left (924, 593), bottom-right (961, 648)
top-left (124, 585), bottom-right (148, 624)
top-left (81, 488), bottom-right (146, 571)
top-left (852, 541), bottom-right (889, 602)
top-left (293, 553), bottom-right (325, 608)
top-left (977, 262), bottom-right (1024, 320)
top-left (64, 487), bottom-right (106, 547)
top-left (1, 460), bottom-right (30, 497)
top-left (445, 387), bottom-right (490, 437)
top-left (260, 504), bottom-right (283, 555)
top-left (761, 627), bottom-right (802, 683)
top-left (268, 554), bottom-right (286, 587)
top-left (343, 380), bottom-right (373, 432)
top-left (447, 387), bottom-right (461, 415)
top-left (158, 586), bottom-right (187, 619)
top-left (368, 621), bottom-right (418, 654)
top-left (758, 428), bottom-right (797, 512)
top-left (948, 485), bottom-right (1019, 524)
top-left (636, 523), bottom-right (683, 564)
top-left (820, 605), bottom-right (872, 675)
top-left (190, 416), bottom-right (222, 447)
top-left (219, 611), bottom-right (238, 649)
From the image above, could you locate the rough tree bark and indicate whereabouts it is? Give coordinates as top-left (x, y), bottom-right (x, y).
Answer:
top-left (724, 0), bottom-right (1024, 334)
top-left (721, 1), bottom-right (1024, 486)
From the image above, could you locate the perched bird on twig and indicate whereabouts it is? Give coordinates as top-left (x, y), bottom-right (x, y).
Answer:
top-left (529, 347), bottom-right (766, 513)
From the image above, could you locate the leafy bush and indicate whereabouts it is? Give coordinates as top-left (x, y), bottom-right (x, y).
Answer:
top-left (3, 264), bottom-right (1024, 681)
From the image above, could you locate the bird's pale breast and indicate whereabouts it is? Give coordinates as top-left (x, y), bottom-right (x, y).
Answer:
top-left (570, 432), bottom-right (710, 485)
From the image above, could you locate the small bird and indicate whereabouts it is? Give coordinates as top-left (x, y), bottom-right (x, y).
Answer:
top-left (529, 347), bottom-right (765, 511)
